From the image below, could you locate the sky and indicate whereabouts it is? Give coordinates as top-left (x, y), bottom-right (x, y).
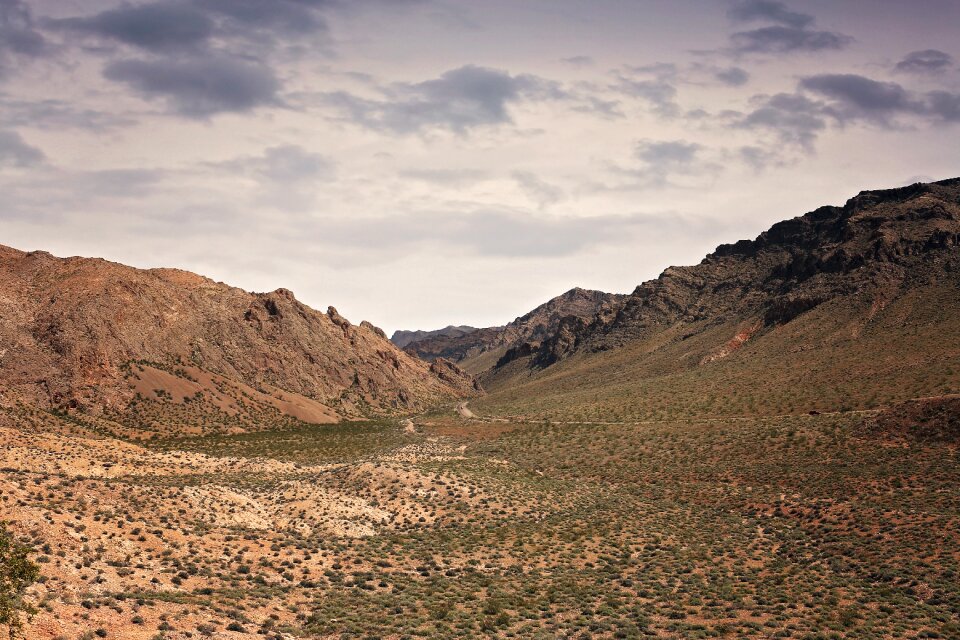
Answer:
top-left (1, 0), bottom-right (958, 334)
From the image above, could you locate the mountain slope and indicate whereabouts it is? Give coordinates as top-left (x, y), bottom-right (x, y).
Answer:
top-left (0, 246), bottom-right (478, 436)
top-left (401, 288), bottom-right (624, 374)
top-left (476, 178), bottom-right (960, 420)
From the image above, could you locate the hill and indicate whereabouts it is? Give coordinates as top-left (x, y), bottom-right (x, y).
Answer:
top-left (475, 178), bottom-right (960, 420)
top-left (0, 245), bottom-right (478, 437)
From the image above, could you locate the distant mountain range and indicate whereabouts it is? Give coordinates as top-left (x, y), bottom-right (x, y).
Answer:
top-left (391, 325), bottom-right (480, 350)
top-left (393, 288), bottom-right (624, 374)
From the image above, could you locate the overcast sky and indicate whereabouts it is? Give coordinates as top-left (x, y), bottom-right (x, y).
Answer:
top-left (1, 0), bottom-right (958, 333)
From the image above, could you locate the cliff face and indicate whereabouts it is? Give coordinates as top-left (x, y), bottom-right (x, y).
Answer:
top-left (0, 246), bottom-right (479, 431)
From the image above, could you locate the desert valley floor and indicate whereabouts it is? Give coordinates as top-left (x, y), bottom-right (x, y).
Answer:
top-left (2, 397), bottom-right (959, 639)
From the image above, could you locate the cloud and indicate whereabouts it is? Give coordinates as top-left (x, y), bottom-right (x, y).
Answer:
top-left (0, 129), bottom-right (43, 166)
top-left (51, 2), bottom-right (214, 54)
top-left (735, 92), bottom-right (830, 150)
top-left (196, 0), bottom-right (329, 39)
top-left (635, 139), bottom-right (701, 166)
top-left (322, 65), bottom-right (566, 134)
top-left (927, 91), bottom-right (960, 121)
top-left (0, 0), bottom-right (48, 76)
top-left (714, 66), bottom-right (750, 86)
top-left (561, 55), bottom-right (594, 67)
top-left (50, 0), bottom-right (334, 54)
top-left (103, 56), bottom-right (279, 118)
top-left (612, 66), bottom-right (679, 116)
top-left (894, 49), bottom-right (954, 75)
top-left (726, 1), bottom-right (851, 55)
top-left (798, 74), bottom-right (917, 122)
top-left (727, 0), bottom-right (813, 29)
top-left (800, 73), bottom-right (960, 124)
top-left (601, 139), bottom-right (719, 190)
top-left (735, 73), bottom-right (960, 152)
top-left (730, 25), bottom-right (852, 54)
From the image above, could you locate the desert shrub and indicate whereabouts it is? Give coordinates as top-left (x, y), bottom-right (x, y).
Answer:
top-left (0, 523), bottom-right (40, 639)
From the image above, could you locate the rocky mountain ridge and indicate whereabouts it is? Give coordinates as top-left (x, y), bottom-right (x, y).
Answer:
top-left (0, 245), bottom-right (479, 434)
top-left (502, 178), bottom-right (960, 372)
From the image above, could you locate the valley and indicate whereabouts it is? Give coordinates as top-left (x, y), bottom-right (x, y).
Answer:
top-left (2, 178), bottom-right (959, 639)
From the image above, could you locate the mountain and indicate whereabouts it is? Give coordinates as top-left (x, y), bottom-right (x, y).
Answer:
top-left (0, 245), bottom-right (479, 437)
top-left (399, 287), bottom-right (624, 374)
top-left (391, 325), bottom-right (480, 350)
top-left (475, 178), bottom-right (960, 420)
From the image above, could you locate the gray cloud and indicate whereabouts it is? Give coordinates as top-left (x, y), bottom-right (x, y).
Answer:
top-left (635, 139), bottom-right (701, 166)
top-left (894, 49), bottom-right (954, 75)
top-left (323, 65), bottom-right (566, 134)
top-left (571, 95), bottom-right (624, 119)
top-left (800, 74), bottom-right (960, 124)
top-left (735, 74), bottom-right (960, 152)
top-left (0, 0), bottom-right (48, 75)
top-left (927, 91), bottom-right (960, 121)
top-left (51, 2), bottom-right (214, 54)
top-left (612, 75), bottom-right (680, 117)
top-left (730, 25), bottom-right (851, 55)
top-left (561, 55), bottom-right (595, 67)
top-left (727, 0), bottom-right (813, 29)
top-left (601, 139), bottom-right (718, 190)
top-left (104, 56), bottom-right (279, 118)
top-left (50, 0), bottom-right (333, 54)
top-left (714, 66), bottom-right (750, 86)
top-left (196, 0), bottom-right (329, 39)
top-left (0, 129), bottom-right (43, 166)
top-left (798, 74), bottom-right (917, 123)
top-left (726, 1), bottom-right (851, 55)
top-left (735, 92), bottom-right (830, 150)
